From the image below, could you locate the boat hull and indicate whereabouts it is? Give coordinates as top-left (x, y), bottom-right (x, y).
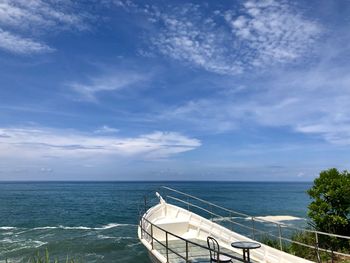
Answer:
top-left (148, 251), bottom-right (162, 263)
top-left (138, 199), bottom-right (315, 263)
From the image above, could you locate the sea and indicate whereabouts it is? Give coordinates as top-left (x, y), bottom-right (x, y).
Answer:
top-left (0, 181), bottom-right (312, 262)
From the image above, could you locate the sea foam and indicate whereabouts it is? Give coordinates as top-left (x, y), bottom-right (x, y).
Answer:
top-left (31, 223), bottom-right (135, 231)
top-left (0, 226), bottom-right (17, 230)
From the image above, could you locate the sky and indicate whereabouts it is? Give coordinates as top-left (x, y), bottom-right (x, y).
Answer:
top-left (0, 0), bottom-right (349, 181)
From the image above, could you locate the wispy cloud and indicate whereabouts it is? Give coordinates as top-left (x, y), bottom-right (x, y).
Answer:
top-left (0, 29), bottom-right (54, 54)
top-left (0, 0), bottom-right (90, 54)
top-left (224, 0), bottom-right (321, 67)
top-left (131, 0), bottom-right (322, 75)
top-left (0, 0), bottom-right (88, 30)
top-left (159, 64), bottom-right (350, 145)
top-left (148, 4), bottom-right (243, 75)
top-left (0, 127), bottom-right (201, 160)
top-left (68, 71), bottom-right (150, 101)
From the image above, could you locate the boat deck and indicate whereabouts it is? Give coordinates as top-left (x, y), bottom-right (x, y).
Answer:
top-left (154, 238), bottom-right (257, 263)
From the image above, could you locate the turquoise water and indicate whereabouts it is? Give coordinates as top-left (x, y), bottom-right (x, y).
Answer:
top-left (0, 182), bottom-right (312, 262)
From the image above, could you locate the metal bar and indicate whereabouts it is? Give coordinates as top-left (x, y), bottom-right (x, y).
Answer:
top-left (149, 234), bottom-right (187, 261)
top-left (251, 217), bottom-right (256, 239)
top-left (278, 224), bottom-right (283, 251)
top-left (167, 196), bottom-right (253, 231)
top-left (141, 216), bottom-right (245, 262)
top-left (140, 220), bottom-right (144, 239)
top-left (166, 232), bottom-right (169, 263)
top-left (280, 235), bottom-right (350, 257)
top-left (151, 224), bottom-right (154, 250)
top-left (162, 186), bottom-right (253, 217)
top-left (315, 232), bottom-right (321, 263)
top-left (185, 240), bottom-right (189, 262)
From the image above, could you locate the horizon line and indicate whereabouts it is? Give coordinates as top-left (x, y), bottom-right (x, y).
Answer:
top-left (0, 180), bottom-right (313, 183)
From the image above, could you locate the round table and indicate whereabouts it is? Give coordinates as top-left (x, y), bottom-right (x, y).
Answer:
top-left (231, 241), bottom-right (261, 262)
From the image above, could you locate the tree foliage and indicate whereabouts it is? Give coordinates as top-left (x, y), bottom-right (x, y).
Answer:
top-left (307, 168), bottom-right (350, 236)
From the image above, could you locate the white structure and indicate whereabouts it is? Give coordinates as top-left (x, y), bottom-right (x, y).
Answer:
top-left (138, 188), bottom-right (319, 263)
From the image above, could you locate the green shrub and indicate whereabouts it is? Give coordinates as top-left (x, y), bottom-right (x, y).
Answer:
top-left (258, 235), bottom-right (290, 253)
top-left (289, 231), bottom-right (350, 262)
top-left (27, 249), bottom-right (81, 263)
top-left (307, 168), bottom-right (350, 241)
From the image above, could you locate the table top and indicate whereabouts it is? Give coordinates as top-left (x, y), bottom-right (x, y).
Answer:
top-left (231, 241), bottom-right (261, 249)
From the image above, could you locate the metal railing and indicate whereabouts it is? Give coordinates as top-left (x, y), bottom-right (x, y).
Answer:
top-left (156, 186), bottom-right (350, 262)
top-left (139, 215), bottom-right (246, 263)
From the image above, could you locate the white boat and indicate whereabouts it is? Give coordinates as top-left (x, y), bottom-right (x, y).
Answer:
top-left (138, 187), bottom-right (350, 263)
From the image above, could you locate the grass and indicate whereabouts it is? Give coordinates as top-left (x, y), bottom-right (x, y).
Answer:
top-left (258, 232), bottom-right (350, 263)
top-left (5, 249), bottom-right (82, 263)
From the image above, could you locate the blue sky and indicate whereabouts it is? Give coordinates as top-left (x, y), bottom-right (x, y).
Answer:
top-left (0, 0), bottom-right (349, 181)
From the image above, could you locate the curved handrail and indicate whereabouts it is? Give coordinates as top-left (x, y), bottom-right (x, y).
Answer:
top-left (161, 186), bottom-right (350, 240)
top-left (139, 216), bottom-right (246, 262)
top-left (159, 186), bottom-right (350, 259)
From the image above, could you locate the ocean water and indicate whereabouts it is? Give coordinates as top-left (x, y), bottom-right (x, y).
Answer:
top-left (0, 182), bottom-right (312, 262)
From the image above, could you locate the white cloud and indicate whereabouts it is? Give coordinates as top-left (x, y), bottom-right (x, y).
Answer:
top-left (0, 29), bottom-right (54, 54)
top-left (0, 0), bottom-right (88, 30)
top-left (69, 71), bottom-right (149, 101)
top-left (0, 0), bottom-right (89, 54)
top-left (225, 0), bottom-right (322, 67)
top-left (147, 4), bottom-right (243, 75)
top-left (139, 1), bottom-right (322, 75)
top-left (0, 127), bottom-right (201, 160)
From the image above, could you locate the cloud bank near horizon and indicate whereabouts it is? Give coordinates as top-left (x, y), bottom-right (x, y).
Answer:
top-left (0, 127), bottom-right (201, 160)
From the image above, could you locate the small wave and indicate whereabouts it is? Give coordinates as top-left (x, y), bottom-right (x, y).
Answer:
top-left (97, 234), bottom-right (135, 240)
top-left (127, 241), bottom-right (142, 248)
top-left (1, 237), bottom-right (47, 248)
top-left (1, 237), bottom-right (15, 243)
top-left (2, 241), bottom-right (47, 254)
top-left (254, 215), bottom-right (305, 223)
top-left (0, 226), bottom-right (17, 230)
top-left (94, 223), bottom-right (122, 230)
top-left (31, 223), bottom-right (135, 231)
top-left (212, 216), bottom-right (243, 222)
top-left (59, 226), bottom-right (92, 230)
top-left (32, 226), bottom-right (58, 230)
top-left (97, 234), bottom-right (115, 240)
top-left (32, 240), bottom-right (47, 248)
top-left (1, 232), bottom-right (13, 236)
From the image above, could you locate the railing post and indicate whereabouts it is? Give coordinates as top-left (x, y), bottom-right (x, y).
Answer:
top-left (210, 204), bottom-right (213, 221)
top-left (151, 224), bottom-right (154, 250)
top-left (186, 240), bottom-right (189, 262)
top-left (144, 196), bottom-right (147, 213)
top-left (230, 212), bottom-right (233, 231)
top-left (315, 232), bottom-right (321, 263)
top-left (140, 218), bottom-right (144, 239)
top-left (278, 224), bottom-right (283, 251)
top-left (187, 196), bottom-right (190, 211)
top-left (166, 232), bottom-right (169, 263)
top-left (251, 217), bottom-right (256, 240)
